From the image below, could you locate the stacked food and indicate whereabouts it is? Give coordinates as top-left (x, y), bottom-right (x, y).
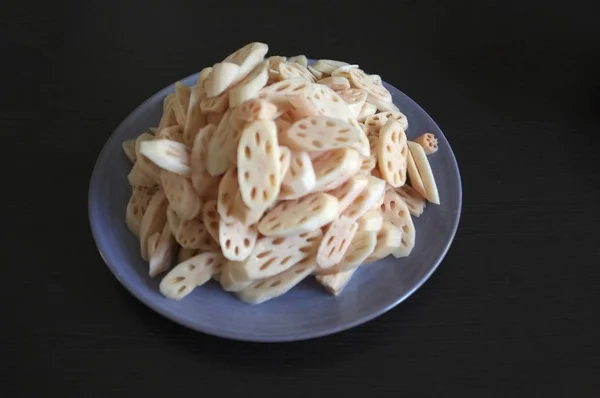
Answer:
top-left (121, 42), bottom-right (441, 305)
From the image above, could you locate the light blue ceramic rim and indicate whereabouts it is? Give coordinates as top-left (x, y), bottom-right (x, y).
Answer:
top-left (88, 70), bottom-right (463, 343)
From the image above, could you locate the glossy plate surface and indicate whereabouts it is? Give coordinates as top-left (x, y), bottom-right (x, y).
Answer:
top-left (89, 67), bottom-right (462, 342)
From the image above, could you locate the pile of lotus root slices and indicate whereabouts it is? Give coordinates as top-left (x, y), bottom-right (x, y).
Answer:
top-left (121, 42), bottom-right (441, 305)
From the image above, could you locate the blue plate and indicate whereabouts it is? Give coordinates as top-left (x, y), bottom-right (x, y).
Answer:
top-left (89, 68), bottom-right (462, 342)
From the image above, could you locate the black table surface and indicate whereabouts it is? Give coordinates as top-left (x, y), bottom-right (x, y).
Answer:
top-left (3, 0), bottom-right (600, 396)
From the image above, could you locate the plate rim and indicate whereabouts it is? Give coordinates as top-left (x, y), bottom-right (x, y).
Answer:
top-left (88, 71), bottom-right (463, 343)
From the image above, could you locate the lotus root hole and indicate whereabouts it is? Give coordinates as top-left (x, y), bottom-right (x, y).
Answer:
top-left (297, 132), bottom-right (307, 138)
top-left (269, 173), bottom-right (276, 187)
top-left (251, 187), bottom-right (257, 200)
top-left (339, 239), bottom-right (347, 250)
top-left (270, 280), bottom-right (282, 288)
top-left (245, 146), bottom-right (252, 159)
top-left (387, 161), bottom-right (392, 170)
top-left (174, 276), bottom-right (185, 283)
top-left (298, 123), bottom-right (307, 130)
top-left (295, 268), bottom-right (306, 274)
top-left (402, 225), bottom-right (409, 233)
top-left (132, 206), bottom-right (139, 216)
top-left (177, 285), bottom-right (187, 294)
top-left (325, 120), bottom-right (335, 127)
top-left (332, 96), bottom-right (339, 103)
top-left (225, 239), bottom-right (231, 249)
top-left (262, 190), bottom-right (269, 201)
top-left (390, 200), bottom-right (396, 209)
top-left (188, 264), bottom-right (196, 271)
top-left (314, 94), bottom-right (322, 100)
top-left (257, 250), bottom-right (272, 259)
top-left (328, 247), bottom-right (335, 256)
top-left (281, 256), bottom-right (292, 265)
top-left (235, 246), bottom-right (239, 256)
top-left (243, 238), bottom-right (250, 247)
top-left (335, 137), bottom-right (349, 143)
top-left (271, 222), bottom-right (282, 230)
top-left (254, 281), bottom-right (266, 289)
top-left (311, 205), bottom-right (321, 212)
top-left (310, 118), bottom-right (318, 126)
top-left (260, 258), bottom-right (276, 270)
top-left (339, 128), bottom-right (350, 134)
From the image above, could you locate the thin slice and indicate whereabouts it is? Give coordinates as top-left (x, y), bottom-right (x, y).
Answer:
top-left (316, 217), bottom-right (358, 268)
top-left (377, 118), bottom-right (408, 188)
top-left (316, 269), bottom-right (357, 296)
top-left (357, 102), bottom-right (377, 122)
top-left (148, 223), bottom-right (177, 278)
top-left (237, 119), bottom-right (281, 211)
top-left (364, 111), bottom-right (409, 136)
top-left (364, 221), bottom-right (403, 263)
top-left (190, 124), bottom-right (220, 197)
top-left (307, 65), bottom-right (324, 80)
top-left (278, 61), bottom-right (316, 82)
top-left (206, 108), bottom-right (237, 176)
top-left (223, 42), bottom-right (269, 80)
top-left (326, 174), bottom-right (369, 213)
top-left (139, 190), bottom-right (168, 261)
top-left (258, 192), bottom-right (339, 237)
top-left (139, 139), bottom-right (191, 177)
top-left (317, 76), bottom-right (351, 91)
top-left (202, 200), bottom-right (220, 243)
top-left (280, 151), bottom-right (316, 200)
top-left (317, 229), bottom-right (377, 274)
top-left (229, 61), bottom-right (269, 107)
top-left (282, 115), bottom-right (368, 156)
top-left (159, 252), bottom-right (226, 300)
top-left (347, 68), bottom-right (392, 103)
top-left (257, 78), bottom-right (313, 108)
top-left (237, 256), bottom-right (317, 304)
top-left (126, 186), bottom-right (158, 237)
top-left (342, 175), bottom-right (386, 221)
top-left (357, 209), bottom-right (384, 232)
top-left (407, 141), bottom-right (440, 204)
top-left (160, 170), bottom-right (203, 220)
top-left (289, 55), bottom-right (308, 67)
top-left (312, 148), bottom-right (362, 192)
top-left (219, 260), bottom-right (253, 292)
top-left (219, 219), bottom-right (258, 262)
top-left (205, 62), bottom-right (240, 98)
top-left (241, 229), bottom-right (322, 280)
top-left (217, 167), bottom-right (240, 224)
top-left (406, 149), bottom-right (426, 198)
top-left (380, 191), bottom-right (416, 258)
top-left (175, 216), bottom-right (218, 251)
top-left (413, 133), bottom-right (439, 155)
top-left (312, 59), bottom-right (350, 75)
top-left (338, 88), bottom-right (368, 117)
top-left (395, 185), bottom-right (426, 217)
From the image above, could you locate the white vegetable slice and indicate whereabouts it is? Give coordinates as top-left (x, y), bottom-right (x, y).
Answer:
top-left (237, 255), bottom-right (317, 305)
top-left (231, 99), bottom-right (278, 131)
top-left (139, 139), bottom-right (191, 177)
top-left (338, 88), bottom-right (368, 117)
top-left (347, 68), bottom-right (392, 103)
top-left (219, 218), bottom-right (258, 262)
top-left (240, 229), bottom-right (322, 280)
top-left (357, 209), bottom-right (384, 232)
top-left (316, 217), bottom-right (358, 268)
top-left (122, 139), bottom-right (136, 163)
top-left (342, 175), bottom-right (386, 221)
top-left (312, 59), bottom-right (350, 75)
top-left (200, 89), bottom-right (229, 114)
top-left (331, 64), bottom-right (359, 77)
top-left (190, 124), bottom-right (220, 198)
top-left (317, 76), bottom-right (351, 91)
top-left (126, 186), bottom-right (158, 237)
top-left (159, 251), bottom-right (226, 300)
top-left (368, 95), bottom-right (401, 113)
top-left (223, 42), bottom-right (269, 81)
top-left (307, 65), bottom-right (324, 80)
top-left (202, 200), bottom-right (220, 243)
top-left (379, 191), bottom-right (416, 258)
top-left (358, 152), bottom-right (377, 175)
top-left (280, 151), bottom-right (316, 200)
top-left (219, 260), bottom-right (253, 292)
top-left (183, 88), bottom-right (204, 147)
top-left (407, 141), bottom-right (440, 205)
top-left (237, 119), bottom-right (281, 211)
top-left (160, 170), bottom-right (203, 220)
top-left (288, 55), bottom-right (308, 67)
top-left (318, 229), bottom-right (377, 274)
top-left (135, 132), bottom-right (161, 183)
top-left (257, 78), bottom-right (313, 108)
top-left (148, 223), bottom-right (177, 278)
top-left (304, 84), bottom-right (356, 123)
top-left (395, 184), bottom-right (426, 217)
top-left (365, 221), bottom-right (403, 263)
top-left (175, 216), bottom-right (218, 251)
top-left (166, 206), bottom-right (182, 235)
top-left (217, 167), bottom-right (240, 224)
top-left (377, 118), bottom-right (408, 188)
top-left (206, 108), bottom-right (238, 176)
top-left (157, 94), bottom-right (178, 132)
top-left (127, 161), bottom-right (156, 188)
top-left (316, 268), bottom-right (357, 296)
top-left (357, 102), bottom-right (378, 122)
top-left (326, 174), bottom-right (369, 213)
top-left (282, 115), bottom-right (368, 156)
top-left (228, 61), bottom-right (269, 108)
top-left (174, 82), bottom-right (191, 126)
top-left (312, 148), bottom-right (362, 192)
top-left (204, 62), bottom-right (240, 98)
top-left (364, 111), bottom-right (409, 136)
top-left (406, 148), bottom-right (426, 198)
top-left (139, 190), bottom-right (168, 261)
top-left (278, 61), bottom-right (316, 82)
top-left (258, 192), bottom-right (339, 237)
top-left (413, 133), bottom-right (439, 155)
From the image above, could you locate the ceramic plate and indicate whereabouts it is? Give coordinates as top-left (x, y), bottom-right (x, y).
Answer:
top-left (89, 66), bottom-right (462, 342)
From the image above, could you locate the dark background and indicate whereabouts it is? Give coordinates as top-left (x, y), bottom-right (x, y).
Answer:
top-left (2, 0), bottom-right (599, 396)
